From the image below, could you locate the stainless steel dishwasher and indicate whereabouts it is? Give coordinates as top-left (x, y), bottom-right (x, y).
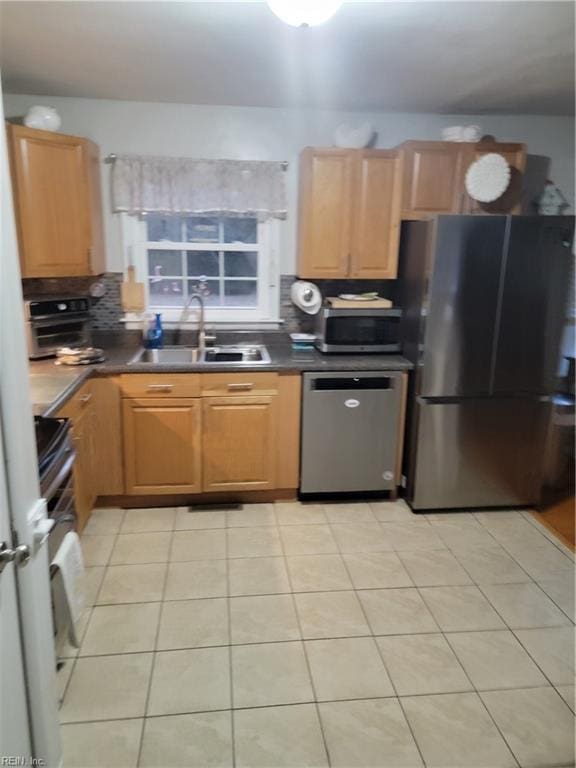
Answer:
top-left (300, 371), bottom-right (404, 494)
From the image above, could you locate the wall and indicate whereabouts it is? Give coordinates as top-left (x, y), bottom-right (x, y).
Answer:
top-left (4, 93), bottom-right (575, 276)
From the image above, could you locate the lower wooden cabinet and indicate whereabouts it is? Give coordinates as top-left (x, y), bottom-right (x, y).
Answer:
top-left (123, 397), bottom-right (202, 495)
top-left (202, 396), bottom-right (278, 492)
top-left (71, 402), bottom-right (96, 533)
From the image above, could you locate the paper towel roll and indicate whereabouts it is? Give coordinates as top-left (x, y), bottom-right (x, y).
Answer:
top-left (290, 281), bottom-right (322, 315)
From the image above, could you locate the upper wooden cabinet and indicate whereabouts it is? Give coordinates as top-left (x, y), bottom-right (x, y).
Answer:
top-left (464, 143), bottom-right (527, 215)
top-left (6, 124), bottom-right (105, 278)
top-left (297, 147), bottom-right (403, 280)
top-left (398, 140), bottom-right (526, 219)
top-left (297, 148), bottom-right (354, 278)
top-left (399, 141), bottom-right (464, 218)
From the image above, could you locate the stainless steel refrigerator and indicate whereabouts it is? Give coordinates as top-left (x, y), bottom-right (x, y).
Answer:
top-left (400, 215), bottom-right (574, 511)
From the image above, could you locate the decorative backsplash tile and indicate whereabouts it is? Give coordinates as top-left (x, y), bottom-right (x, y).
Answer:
top-left (90, 273), bottom-right (124, 329)
top-left (280, 274), bottom-right (399, 333)
top-left (22, 272), bottom-right (124, 330)
top-left (23, 272), bottom-right (399, 333)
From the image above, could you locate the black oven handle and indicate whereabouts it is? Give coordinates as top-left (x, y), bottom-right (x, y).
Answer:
top-left (43, 452), bottom-right (76, 501)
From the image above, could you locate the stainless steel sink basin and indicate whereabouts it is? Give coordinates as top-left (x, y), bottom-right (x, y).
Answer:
top-left (130, 347), bottom-right (201, 364)
top-left (202, 345), bottom-right (271, 364)
top-left (130, 345), bottom-right (271, 365)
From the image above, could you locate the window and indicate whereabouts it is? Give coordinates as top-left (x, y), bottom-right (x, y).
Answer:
top-left (122, 213), bottom-right (280, 323)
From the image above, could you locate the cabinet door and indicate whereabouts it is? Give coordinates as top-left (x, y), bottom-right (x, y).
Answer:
top-left (202, 396), bottom-right (278, 491)
top-left (401, 141), bottom-right (464, 219)
top-left (7, 125), bottom-right (91, 277)
top-left (83, 139), bottom-right (106, 275)
top-left (123, 398), bottom-right (202, 495)
top-left (297, 148), bottom-right (354, 278)
top-left (72, 407), bottom-right (96, 533)
top-left (464, 143), bottom-right (527, 215)
top-left (350, 150), bottom-right (403, 278)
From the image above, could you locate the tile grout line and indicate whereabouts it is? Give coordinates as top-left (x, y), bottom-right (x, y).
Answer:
top-left (437, 632), bottom-right (522, 768)
top-left (224, 507), bottom-right (237, 768)
top-left (276, 511), bottom-right (333, 768)
top-left (58, 681), bottom-right (573, 727)
top-left (431, 516), bottom-right (575, 627)
top-left (134, 508), bottom-right (175, 767)
top-left (338, 549), bottom-right (429, 768)
top-left (65, 618), bottom-right (576, 662)
top-left (60, 513), bottom-right (124, 706)
top-left (508, 628), bottom-right (576, 697)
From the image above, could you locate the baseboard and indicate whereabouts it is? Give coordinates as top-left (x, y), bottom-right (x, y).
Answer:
top-left (96, 489), bottom-right (298, 508)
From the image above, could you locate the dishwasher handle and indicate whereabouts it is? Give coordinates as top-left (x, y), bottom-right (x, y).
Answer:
top-left (310, 376), bottom-right (394, 391)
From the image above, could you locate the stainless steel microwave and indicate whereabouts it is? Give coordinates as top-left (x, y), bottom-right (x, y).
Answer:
top-left (315, 307), bottom-right (402, 353)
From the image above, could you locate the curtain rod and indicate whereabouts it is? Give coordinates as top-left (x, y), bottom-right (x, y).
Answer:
top-left (104, 153), bottom-right (289, 170)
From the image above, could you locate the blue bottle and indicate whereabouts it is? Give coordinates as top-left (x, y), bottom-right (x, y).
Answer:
top-left (145, 313), bottom-right (164, 349)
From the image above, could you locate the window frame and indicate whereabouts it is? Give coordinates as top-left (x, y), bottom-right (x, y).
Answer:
top-left (120, 213), bottom-right (281, 324)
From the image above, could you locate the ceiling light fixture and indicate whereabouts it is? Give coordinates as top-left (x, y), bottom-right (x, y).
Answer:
top-left (266, 0), bottom-right (343, 27)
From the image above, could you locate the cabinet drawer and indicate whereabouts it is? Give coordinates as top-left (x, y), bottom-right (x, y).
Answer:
top-left (55, 381), bottom-right (94, 420)
top-left (201, 372), bottom-right (278, 396)
top-left (120, 373), bottom-right (201, 398)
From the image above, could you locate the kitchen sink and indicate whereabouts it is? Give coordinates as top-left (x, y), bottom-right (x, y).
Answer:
top-left (131, 347), bottom-right (202, 364)
top-left (202, 345), bottom-right (271, 364)
top-left (130, 344), bottom-right (271, 365)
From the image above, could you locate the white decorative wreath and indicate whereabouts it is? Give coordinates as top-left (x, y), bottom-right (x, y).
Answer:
top-left (465, 153), bottom-right (511, 203)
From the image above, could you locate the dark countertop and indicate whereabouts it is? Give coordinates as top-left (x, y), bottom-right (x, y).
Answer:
top-left (29, 330), bottom-right (413, 416)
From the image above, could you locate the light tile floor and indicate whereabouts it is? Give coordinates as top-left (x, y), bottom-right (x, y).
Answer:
top-left (59, 501), bottom-right (576, 767)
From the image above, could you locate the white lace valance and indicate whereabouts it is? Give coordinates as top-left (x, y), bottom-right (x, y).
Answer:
top-left (111, 155), bottom-right (287, 220)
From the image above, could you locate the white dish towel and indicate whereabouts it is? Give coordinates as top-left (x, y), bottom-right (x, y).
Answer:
top-left (51, 531), bottom-right (86, 648)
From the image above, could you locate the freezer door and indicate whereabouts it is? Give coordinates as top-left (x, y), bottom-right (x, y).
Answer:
top-left (493, 217), bottom-right (574, 395)
top-left (420, 216), bottom-right (508, 397)
top-left (300, 372), bottom-right (403, 494)
top-left (409, 397), bottom-right (549, 510)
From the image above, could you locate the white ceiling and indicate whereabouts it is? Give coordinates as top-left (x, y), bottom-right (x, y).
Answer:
top-left (0, 1), bottom-right (573, 115)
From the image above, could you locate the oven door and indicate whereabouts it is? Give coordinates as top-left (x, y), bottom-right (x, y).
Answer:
top-left (28, 315), bottom-right (91, 359)
top-left (316, 309), bottom-right (402, 353)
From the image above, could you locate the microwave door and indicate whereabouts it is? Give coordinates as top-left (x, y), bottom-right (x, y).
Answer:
top-left (317, 309), bottom-right (402, 353)
top-left (30, 316), bottom-right (91, 357)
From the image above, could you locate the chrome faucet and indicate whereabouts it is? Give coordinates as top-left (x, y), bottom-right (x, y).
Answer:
top-left (181, 291), bottom-right (207, 351)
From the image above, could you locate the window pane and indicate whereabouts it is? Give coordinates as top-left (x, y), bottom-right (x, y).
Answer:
top-left (224, 251), bottom-right (257, 277)
top-left (185, 217), bottom-right (220, 243)
top-left (186, 251), bottom-right (219, 277)
top-left (149, 278), bottom-right (184, 307)
top-left (146, 215), bottom-right (182, 242)
top-left (148, 250), bottom-right (182, 277)
top-left (224, 281), bottom-right (258, 307)
top-left (187, 280), bottom-right (221, 307)
top-left (224, 218), bottom-right (257, 244)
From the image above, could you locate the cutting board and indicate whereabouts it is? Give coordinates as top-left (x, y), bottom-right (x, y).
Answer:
top-left (121, 265), bottom-right (145, 312)
top-left (327, 297), bottom-right (393, 309)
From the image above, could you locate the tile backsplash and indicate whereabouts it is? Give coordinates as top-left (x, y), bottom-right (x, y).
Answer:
top-left (22, 272), bottom-right (124, 330)
top-left (23, 273), bottom-right (398, 333)
top-left (280, 275), bottom-right (398, 333)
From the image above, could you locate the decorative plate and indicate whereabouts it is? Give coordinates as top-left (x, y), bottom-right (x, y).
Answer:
top-left (338, 293), bottom-right (379, 301)
top-left (465, 153), bottom-right (511, 203)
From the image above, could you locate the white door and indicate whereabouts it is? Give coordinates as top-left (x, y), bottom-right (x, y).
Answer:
top-left (0, 417), bottom-right (32, 759)
top-left (0, 73), bottom-right (62, 766)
